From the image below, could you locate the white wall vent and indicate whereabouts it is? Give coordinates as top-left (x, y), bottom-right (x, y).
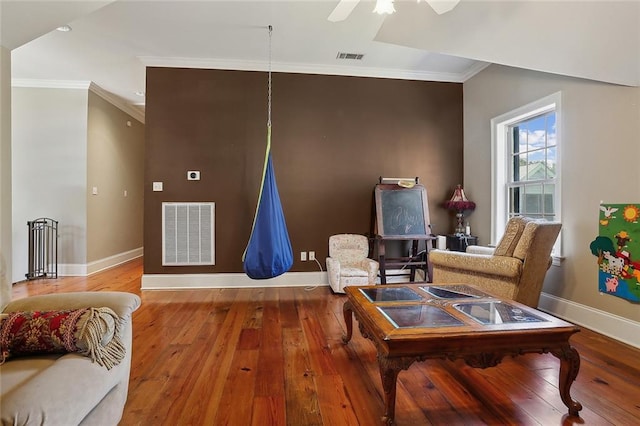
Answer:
top-left (162, 202), bottom-right (215, 266)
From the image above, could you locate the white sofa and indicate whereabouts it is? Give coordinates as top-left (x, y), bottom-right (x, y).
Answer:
top-left (0, 278), bottom-right (140, 425)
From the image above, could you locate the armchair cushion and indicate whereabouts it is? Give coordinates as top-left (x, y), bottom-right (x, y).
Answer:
top-left (465, 245), bottom-right (496, 255)
top-left (339, 267), bottom-right (369, 277)
top-left (493, 216), bottom-right (531, 257)
top-left (429, 251), bottom-right (522, 279)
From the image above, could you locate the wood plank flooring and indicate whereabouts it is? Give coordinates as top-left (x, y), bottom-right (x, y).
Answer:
top-left (11, 258), bottom-right (640, 425)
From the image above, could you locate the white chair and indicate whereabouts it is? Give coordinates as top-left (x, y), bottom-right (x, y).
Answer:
top-left (326, 234), bottom-right (379, 293)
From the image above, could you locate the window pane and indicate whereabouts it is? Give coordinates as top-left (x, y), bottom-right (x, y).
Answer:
top-left (528, 152), bottom-right (547, 181)
top-left (512, 126), bottom-right (521, 154)
top-left (546, 113), bottom-right (557, 147)
top-left (523, 115), bottom-right (546, 152)
top-left (509, 187), bottom-right (521, 215)
top-left (514, 153), bottom-right (525, 182)
top-left (527, 148), bottom-right (545, 163)
top-left (524, 184), bottom-right (543, 215)
top-left (544, 183), bottom-right (555, 215)
top-left (546, 146), bottom-right (557, 179)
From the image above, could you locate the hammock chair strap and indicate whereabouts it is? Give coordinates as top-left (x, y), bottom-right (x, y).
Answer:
top-left (242, 125), bottom-right (272, 260)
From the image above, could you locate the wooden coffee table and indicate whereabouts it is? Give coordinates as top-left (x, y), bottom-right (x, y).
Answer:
top-left (342, 283), bottom-right (582, 425)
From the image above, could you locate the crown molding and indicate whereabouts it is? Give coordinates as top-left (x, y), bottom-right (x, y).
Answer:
top-left (88, 82), bottom-right (145, 124)
top-left (11, 79), bottom-right (145, 123)
top-left (139, 56), bottom-right (486, 83)
top-left (12, 79), bottom-right (91, 89)
top-left (459, 61), bottom-right (492, 81)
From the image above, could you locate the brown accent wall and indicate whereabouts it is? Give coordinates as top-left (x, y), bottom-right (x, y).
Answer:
top-left (144, 67), bottom-right (463, 274)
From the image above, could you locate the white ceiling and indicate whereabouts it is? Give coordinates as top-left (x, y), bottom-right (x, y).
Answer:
top-left (2, 1), bottom-right (639, 123)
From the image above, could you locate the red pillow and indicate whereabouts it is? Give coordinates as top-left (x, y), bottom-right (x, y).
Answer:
top-left (0, 307), bottom-right (125, 369)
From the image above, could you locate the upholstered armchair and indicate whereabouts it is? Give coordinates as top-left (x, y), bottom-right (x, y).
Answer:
top-left (326, 234), bottom-right (379, 293)
top-left (429, 217), bottom-right (561, 308)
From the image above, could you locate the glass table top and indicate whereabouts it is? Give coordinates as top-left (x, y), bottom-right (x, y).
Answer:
top-left (377, 305), bottom-right (464, 328)
top-left (350, 284), bottom-right (558, 331)
top-left (419, 285), bottom-right (487, 299)
top-left (360, 286), bottom-right (423, 303)
top-left (453, 301), bottom-right (548, 325)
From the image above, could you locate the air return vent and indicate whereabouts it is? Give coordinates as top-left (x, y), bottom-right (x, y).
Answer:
top-left (336, 52), bottom-right (364, 60)
top-left (162, 202), bottom-right (215, 266)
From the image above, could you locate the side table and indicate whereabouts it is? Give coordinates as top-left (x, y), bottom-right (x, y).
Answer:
top-left (446, 234), bottom-right (477, 252)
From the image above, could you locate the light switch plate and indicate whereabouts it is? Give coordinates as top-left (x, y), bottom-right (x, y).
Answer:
top-left (152, 182), bottom-right (163, 191)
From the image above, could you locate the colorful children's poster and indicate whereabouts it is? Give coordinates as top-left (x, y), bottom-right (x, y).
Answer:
top-left (590, 203), bottom-right (640, 302)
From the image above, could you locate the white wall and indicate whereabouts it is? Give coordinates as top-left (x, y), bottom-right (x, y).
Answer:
top-left (464, 64), bottom-right (640, 327)
top-left (12, 87), bottom-right (88, 282)
top-left (0, 45), bottom-right (12, 307)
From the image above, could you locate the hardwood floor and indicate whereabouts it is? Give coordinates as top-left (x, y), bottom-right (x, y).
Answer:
top-left (11, 258), bottom-right (640, 425)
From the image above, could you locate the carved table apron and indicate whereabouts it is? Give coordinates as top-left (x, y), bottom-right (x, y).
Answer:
top-left (342, 284), bottom-right (582, 425)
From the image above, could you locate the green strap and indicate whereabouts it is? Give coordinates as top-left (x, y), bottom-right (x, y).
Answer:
top-left (242, 125), bottom-right (272, 261)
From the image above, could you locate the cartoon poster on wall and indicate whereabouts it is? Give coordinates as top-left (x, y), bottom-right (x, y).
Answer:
top-left (590, 204), bottom-right (640, 302)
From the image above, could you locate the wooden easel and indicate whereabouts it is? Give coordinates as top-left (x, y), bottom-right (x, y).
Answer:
top-left (371, 177), bottom-right (435, 284)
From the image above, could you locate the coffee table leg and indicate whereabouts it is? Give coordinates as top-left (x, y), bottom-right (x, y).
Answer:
top-left (378, 355), bottom-right (415, 425)
top-left (342, 301), bottom-right (354, 344)
top-left (379, 356), bottom-right (400, 425)
top-left (552, 344), bottom-right (583, 416)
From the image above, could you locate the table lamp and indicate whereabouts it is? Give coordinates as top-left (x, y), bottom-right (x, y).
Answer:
top-left (443, 184), bottom-right (476, 235)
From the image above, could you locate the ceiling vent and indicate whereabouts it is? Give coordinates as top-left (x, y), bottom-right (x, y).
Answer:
top-left (336, 52), bottom-right (364, 60)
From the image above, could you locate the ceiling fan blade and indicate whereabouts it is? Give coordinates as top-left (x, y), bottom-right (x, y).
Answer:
top-left (328, 0), bottom-right (360, 22)
top-left (426, 0), bottom-right (460, 15)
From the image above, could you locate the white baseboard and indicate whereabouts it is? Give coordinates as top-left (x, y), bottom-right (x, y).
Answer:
top-left (141, 268), bottom-right (415, 290)
top-left (142, 271), bottom-right (329, 290)
top-left (58, 247), bottom-right (143, 277)
top-left (87, 247), bottom-right (143, 275)
top-left (376, 269), bottom-right (415, 284)
top-left (58, 263), bottom-right (87, 277)
top-left (539, 292), bottom-right (640, 349)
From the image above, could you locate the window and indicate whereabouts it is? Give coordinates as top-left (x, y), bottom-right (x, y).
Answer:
top-left (491, 92), bottom-right (561, 257)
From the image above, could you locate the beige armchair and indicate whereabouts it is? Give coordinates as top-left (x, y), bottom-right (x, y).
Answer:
top-left (429, 217), bottom-right (561, 307)
top-left (326, 234), bottom-right (379, 293)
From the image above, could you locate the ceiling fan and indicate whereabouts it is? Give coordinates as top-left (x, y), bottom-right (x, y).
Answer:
top-left (328, 0), bottom-right (461, 22)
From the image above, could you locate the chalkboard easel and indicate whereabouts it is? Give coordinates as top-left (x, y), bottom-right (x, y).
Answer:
top-left (372, 179), bottom-right (435, 283)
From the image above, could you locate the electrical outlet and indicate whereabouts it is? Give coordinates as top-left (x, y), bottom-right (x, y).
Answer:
top-left (300, 251), bottom-right (307, 261)
top-left (308, 251), bottom-right (316, 261)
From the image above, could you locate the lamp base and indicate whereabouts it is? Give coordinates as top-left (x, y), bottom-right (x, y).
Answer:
top-left (455, 211), bottom-right (465, 234)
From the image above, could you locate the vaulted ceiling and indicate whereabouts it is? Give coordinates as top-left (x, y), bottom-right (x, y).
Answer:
top-left (2, 1), bottom-right (639, 122)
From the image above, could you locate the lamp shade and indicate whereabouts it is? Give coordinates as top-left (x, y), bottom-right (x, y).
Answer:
top-left (443, 185), bottom-right (476, 211)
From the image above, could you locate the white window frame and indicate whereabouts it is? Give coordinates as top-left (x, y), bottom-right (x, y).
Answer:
top-left (491, 92), bottom-right (562, 259)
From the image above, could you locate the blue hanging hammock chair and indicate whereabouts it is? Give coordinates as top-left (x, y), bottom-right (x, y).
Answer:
top-left (242, 26), bottom-right (293, 279)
